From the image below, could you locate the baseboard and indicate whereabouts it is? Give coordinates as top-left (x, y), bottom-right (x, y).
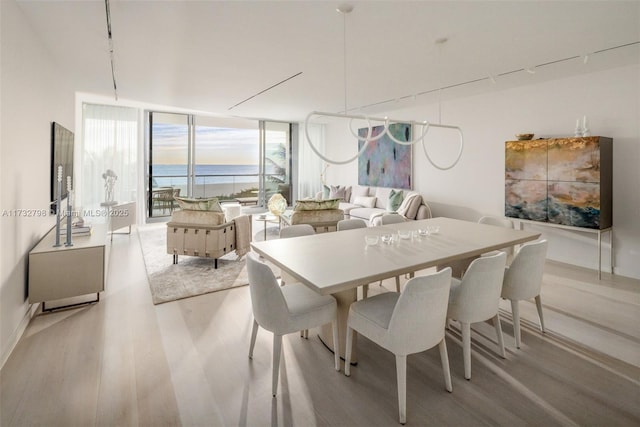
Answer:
top-left (0, 302), bottom-right (39, 370)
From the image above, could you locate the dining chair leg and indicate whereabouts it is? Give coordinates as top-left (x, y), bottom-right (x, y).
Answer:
top-left (331, 319), bottom-right (340, 371)
top-left (493, 313), bottom-right (506, 358)
top-left (249, 319), bottom-right (259, 359)
top-left (461, 322), bottom-right (472, 380)
top-left (345, 327), bottom-right (354, 376)
top-left (511, 300), bottom-right (522, 349)
top-left (395, 276), bottom-right (401, 293)
top-left (395, 354), bottom-right (407, 425)
top-left (535, 295), bottom-right (545, 333)
top-left (438, 338), bottom-right (453, 392)
top-left (272, 334), bottom-right (282, 397)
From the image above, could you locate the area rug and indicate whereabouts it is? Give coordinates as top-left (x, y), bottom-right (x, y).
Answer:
top-left (139, 224), bottom-right (265, 305)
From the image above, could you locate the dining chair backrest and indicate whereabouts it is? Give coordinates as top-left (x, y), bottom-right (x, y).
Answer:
top-left (279, 224), bottom-right (315, 239)
top-left (337, 218), bottom-right (367, 231)
top-left (386, 267), bottom-right (452, 355)
top-left (478, 216), bottom-right (513, 229)
top-left (381, 214), bottom-right (406, 225)
top-left (247, 252), bottom-right (289, 332)
top-left (502, 240), bottom-right (548, 300)
top-left (478, 216), bottom-right (515, 258)
top-left (450, 252), bottom-right (507, 323)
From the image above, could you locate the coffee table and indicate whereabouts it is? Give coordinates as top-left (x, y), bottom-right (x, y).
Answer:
top-left (254, 214), bottom-right (280, 240)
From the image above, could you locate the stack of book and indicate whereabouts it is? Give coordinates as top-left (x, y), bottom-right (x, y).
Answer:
top-left (60, 223), bottom-right (93, 237)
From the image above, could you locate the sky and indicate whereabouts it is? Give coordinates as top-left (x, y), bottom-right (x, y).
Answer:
top-left (152, 124), bottom-right (264, 165)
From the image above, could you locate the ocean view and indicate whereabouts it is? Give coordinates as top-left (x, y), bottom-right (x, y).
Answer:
top-left (152, 164), bottom-right (282, 199)
top-left (153, 164), bottom-right (261, 186)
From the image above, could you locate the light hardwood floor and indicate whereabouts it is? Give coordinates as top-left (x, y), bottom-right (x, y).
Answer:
top-left (1, 225), bottom-right (639, 426)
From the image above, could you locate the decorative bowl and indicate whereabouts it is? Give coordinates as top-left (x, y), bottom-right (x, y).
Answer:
top-left (381, 234), bottom-right (393, 244)
top-left (427, 225), bottom-right (440, 235)
top-left (365, 235), bottom-right (379, 246)
top-left (418, 228), bottom-right (429, 236)
top-left (398, 230), bottom-right (411, 239)
top-left (516, 133), bottom-right (534, 140)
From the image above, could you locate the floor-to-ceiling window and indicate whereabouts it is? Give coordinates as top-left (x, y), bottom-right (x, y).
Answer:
top-left (193, 117), bottom-right (260, 201)
top-left (261, 121), bottom-right (292, 205)
top-left (148, 112), bottom-right (190, 217)
top-left (147, 113), bottom-right (291, 218)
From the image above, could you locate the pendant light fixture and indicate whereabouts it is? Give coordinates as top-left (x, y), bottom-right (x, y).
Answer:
top-left (304, 5), bottom-right (464, 170)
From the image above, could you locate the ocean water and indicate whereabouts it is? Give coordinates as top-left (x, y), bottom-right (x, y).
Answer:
top-left (152, 164), bottom-right (265, 187)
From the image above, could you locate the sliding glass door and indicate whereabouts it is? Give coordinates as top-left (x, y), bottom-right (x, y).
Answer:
top-left (261, 121), bottom-right (292, 205)
top-left (148, 112), bottom-right (190, 217)
top-left (147, 114), bottom-right (292, 219)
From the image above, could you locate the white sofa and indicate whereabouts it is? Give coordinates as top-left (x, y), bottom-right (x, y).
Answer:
top-left (316, 186), bottom-right (432, 226)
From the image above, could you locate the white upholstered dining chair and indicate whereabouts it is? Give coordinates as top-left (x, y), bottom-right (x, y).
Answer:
top-left (279, 224), bottom-right (316, 338)
top-left (380, 213), bottom-right (407, 225)
top-left (337, 218), bottom-right (367, 231)
top-left (345, 268), bottom-right (453, 425)
top-left (501, 239), bottom-right (548, 349)
top-left (336, 218), bottom-right (377, 300)
top-left (279, 224), bottom-right (315, 285)
top-left (445, 216), bottom-right (514, 278)
top-left (478, 215), bottom-right (515, 263)
top-left (370, 214), bottom-right (406, 294)
top-left (447, 251), bottom-right (507, 380)
top-left (247, 252), bottom-right (340, 396)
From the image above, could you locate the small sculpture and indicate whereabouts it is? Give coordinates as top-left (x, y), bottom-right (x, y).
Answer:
top-left (268, 193), bottom-right (287, 216)
top-left (101, 169), bottom-right (118, 206)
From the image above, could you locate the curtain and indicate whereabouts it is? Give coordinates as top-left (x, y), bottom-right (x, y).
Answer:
top-left (80, 103), bottom-right (138, 216)
top-left (297, 122), bottom-right (325, 199)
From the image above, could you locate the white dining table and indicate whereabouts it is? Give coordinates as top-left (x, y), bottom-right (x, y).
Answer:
top-left (250, 217), bottom-right (541, 361)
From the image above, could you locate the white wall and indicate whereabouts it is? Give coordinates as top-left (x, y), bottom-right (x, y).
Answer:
top-left (323, 65), bottom-right (640, 280)
top-left (0, 0), bottom-right (75, 366)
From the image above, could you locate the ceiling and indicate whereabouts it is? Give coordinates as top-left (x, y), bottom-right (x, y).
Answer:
top-left (16, 0), bottom-right (640, 122)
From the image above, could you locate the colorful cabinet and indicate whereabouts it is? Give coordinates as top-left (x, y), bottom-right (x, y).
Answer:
top-left (505, 136), bottom-right (612, 229)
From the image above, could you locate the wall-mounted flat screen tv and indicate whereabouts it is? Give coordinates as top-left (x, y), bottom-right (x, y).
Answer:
top-left (50, 122), bottom-right (74, 213)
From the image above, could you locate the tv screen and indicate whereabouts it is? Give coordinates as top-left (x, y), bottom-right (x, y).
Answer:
top-left (50, 122), bottom-right (74, 214)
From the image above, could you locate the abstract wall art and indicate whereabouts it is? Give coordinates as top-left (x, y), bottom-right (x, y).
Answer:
top-left (358, 123), bottom-right (412, 189)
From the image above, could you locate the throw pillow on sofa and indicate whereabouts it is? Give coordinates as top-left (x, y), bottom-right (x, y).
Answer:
top-left (322, 184), bottom-right (331, 199)
top-left (327, 185), bottom-right (352, 202)
top-left (329, 185), bottom-right (346, 201)
top-left (388, 189), bottom-right (404, 212)
top-left (351, 185), bottom-right (369, 202)
top-left (175, 196), bottom-right (223, 212)
top-left (353, 196), bottom-right (377, 208)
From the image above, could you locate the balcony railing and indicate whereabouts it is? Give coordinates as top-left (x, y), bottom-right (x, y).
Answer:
top-left (151, 173), bottom-right (284, 201)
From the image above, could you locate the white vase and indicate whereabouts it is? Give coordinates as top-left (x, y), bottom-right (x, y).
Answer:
top-left (582, 116), bottom-right (590, 136)
top-left (574, 119), bottom-right (583, 137)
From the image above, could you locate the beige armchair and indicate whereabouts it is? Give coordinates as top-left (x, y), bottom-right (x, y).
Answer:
top-left (166, 210), bottom-right (239, 269)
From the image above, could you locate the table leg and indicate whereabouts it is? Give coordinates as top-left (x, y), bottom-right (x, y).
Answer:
top-left (319, 287), bottom-right (358, 364)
